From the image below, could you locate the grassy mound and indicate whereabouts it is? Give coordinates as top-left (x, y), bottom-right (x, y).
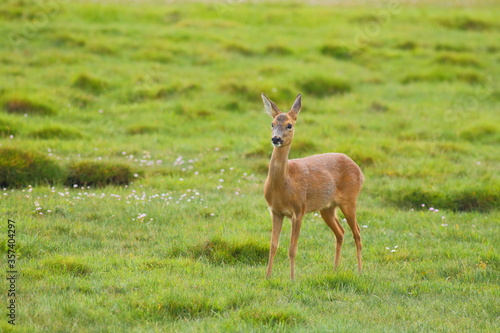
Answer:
top-left (265, 44), bottom-right (293, 55)
top-left (72, 73), bottom-right (108, 94)
top-left (2, 97), bottom-right (55, 115)
top-left (67, 161), bottom-right (136, 186)
top-left (153, 295), bottom-right (223, 319)
top-left (402, 69), bottom-right (484, 84)
top-left (387, 186), bottom-right (499, 212)
top-left (0, 148), bottom-right (65, 187)
top-left (126, 124), bottom-right (160, 135)
top-left (298, 76), bottom-right (352, 97)
top-left (174, 238), bottom-right (268, 265)
top-left (319, 44), bottom-right (352, 60)
top-left (434, 53), bottom-right (482, 67)
top-left (240, 308), bottom-right (305, 327)
top-left (308, 272), bottom-right (372, 293)
top-left (42, 256), bottom-right (92, 277)
top-left (28, 126), bottom-right (83, 140)
top-left (439, 16), bottom-right (494, 31)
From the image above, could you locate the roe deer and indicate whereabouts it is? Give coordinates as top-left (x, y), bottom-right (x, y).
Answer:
top-left (262, 93), bottom-right (364, 280)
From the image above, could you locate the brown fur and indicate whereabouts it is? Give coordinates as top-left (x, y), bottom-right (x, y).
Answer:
top-left (262, 93), bottom-right (364, 280)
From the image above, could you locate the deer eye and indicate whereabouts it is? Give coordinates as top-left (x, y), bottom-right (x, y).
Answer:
top-left (287, 124), bottom-right (293, 129)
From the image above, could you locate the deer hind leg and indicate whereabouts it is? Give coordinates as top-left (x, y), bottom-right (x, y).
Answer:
top-left (289, 213), bottom-right (303, 280)
top-left (320, 206), bottom-right (345, 270)
top-left (266, 213), bottom-right (284, 279)
top-left (339, 202), bottom-right (363, 273)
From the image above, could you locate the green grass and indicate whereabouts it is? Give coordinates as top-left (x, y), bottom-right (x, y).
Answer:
top-left (0, 0), bottom-right (499, 331)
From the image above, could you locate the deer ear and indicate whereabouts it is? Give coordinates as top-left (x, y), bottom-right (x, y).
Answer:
top-left (289, 93), bottom-right (301, 120)
top-left (261, 93), bottom-right (281, 118)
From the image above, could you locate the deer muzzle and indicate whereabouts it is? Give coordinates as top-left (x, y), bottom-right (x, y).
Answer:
top-left (272, 136), bottom-right (284, 147)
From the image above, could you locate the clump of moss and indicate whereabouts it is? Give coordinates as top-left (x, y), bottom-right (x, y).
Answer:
top-left (298, 76), bottom-right (352, 97)
top-left (67, 161), bottom-right (136, 186)
top-left (0, 148), bottom-right (65, 187)
top-left (72, 73), bottom-right (108, 94)
top-left (3, 97), bottom-right (55, 115)
top-left (28, 126), bottom-right (83, 140)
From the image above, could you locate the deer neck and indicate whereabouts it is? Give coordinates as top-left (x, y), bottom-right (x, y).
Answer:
top-left (267, 144), bottom-right (291, 186)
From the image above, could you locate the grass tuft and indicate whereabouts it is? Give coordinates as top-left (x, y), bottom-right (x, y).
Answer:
top-left (219, 80), bottom-right (254, 101)
top-left (395, 41), bottom-right (418, 50)
top-left (3, 97), bottom-right (55, 115)
top-left (126, 124), bottom-right (160, 135)
top-left (265, 44), bottom-right (293, 55)
top-left (155, 83), bottom-right (200, 99)
top-left (28, 126), bottom-right (83, 140)
top-left (309, 272), bottom-right (371, 293)
top-left (245, 139), bottom-right (274, 159)
top-left (298, 76), bottom-right (351, 97)
top-left (319, 44), bottom-right (352, 60)
top-left (67, 161), bottom-right (137, 186)
top-left (72, 73), bottom-right (108, 94)
top-left (435, 53), bottom-right (482, 67)
top-left (225, 42), bottom-right (255, 56)
top-left (460, 124), bottom-right (499, 143)
top-left (387, 186), bottom-right (500, 212)
top-left (159, 296), bottom-right (222, 319)
top-left (174, 238), bottom-right (268, 265)
top-left (0, 147), bottom-right (65, 187)
top-left (402, 69), bottom-right (484, 84)
top-left (290, 139), bottom-right (319, 156)
top-left (42, 256), bottom-right (92, 276)
top-left (369, 101), bottom-right (390, 113)
top-left (435, 43), bottom-right (471, 53)
top-left (439, 16), bottom-right (494, 31)
top-left (240, 307), bottom-right (305, 326)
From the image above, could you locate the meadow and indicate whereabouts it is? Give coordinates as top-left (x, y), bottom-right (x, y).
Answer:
top-left (0, 0), bottom-right (499, 331)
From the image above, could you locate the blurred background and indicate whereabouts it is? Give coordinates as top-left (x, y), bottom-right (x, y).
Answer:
top-left (0, 0), bottom-right (498, 331)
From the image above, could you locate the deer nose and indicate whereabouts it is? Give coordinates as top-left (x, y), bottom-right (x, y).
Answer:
top-left (272, 137), bottom-right (283, 145)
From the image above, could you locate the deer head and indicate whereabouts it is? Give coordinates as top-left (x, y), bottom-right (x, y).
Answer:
top-left (261, 93), bottom-right (302, 148)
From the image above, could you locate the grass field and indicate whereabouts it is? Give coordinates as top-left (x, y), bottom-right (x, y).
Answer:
top-left (1, 0), bottom-right (499, 331)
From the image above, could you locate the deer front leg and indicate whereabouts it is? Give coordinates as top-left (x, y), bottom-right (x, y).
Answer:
top-left (266, 212), bottom-right (284, 279)
top-left (289, 213), bottom-right (303, 280)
